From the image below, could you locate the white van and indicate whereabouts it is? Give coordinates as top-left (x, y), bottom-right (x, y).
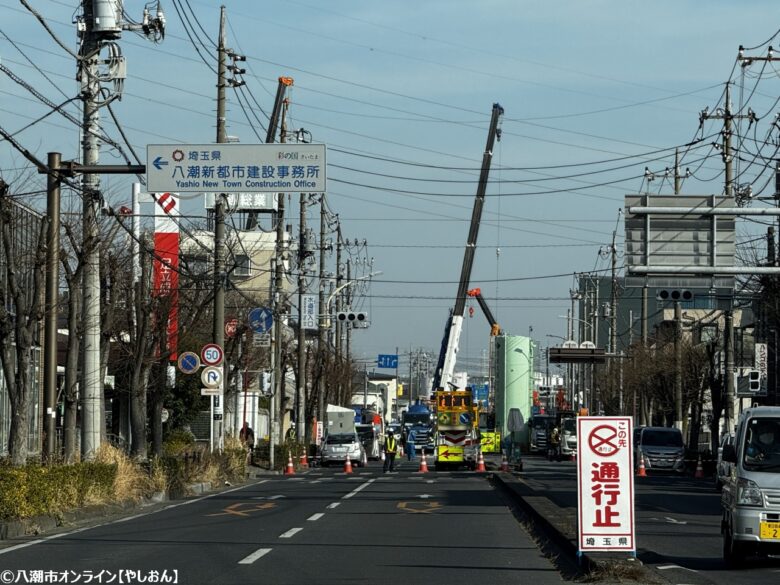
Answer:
top-left (720, 406), bottom-right (780, 566)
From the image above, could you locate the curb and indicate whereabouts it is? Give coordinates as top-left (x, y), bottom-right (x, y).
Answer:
top-left (492, 471), bottom-right (659, 583)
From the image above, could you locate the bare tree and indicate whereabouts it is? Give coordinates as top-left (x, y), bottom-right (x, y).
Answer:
top-left (0, 181), bottom-right (47, 466)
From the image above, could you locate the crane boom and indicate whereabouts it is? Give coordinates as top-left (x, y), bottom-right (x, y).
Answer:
top-left (433, 103), bottom-right (504, 391)
top-left (467, 288), bottom-right (502, 336)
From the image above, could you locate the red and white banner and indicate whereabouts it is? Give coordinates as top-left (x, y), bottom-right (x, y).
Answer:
top-left (578, 416), bottom-right (635, 552)
top-left (153, 193), bottom-right (179, 360)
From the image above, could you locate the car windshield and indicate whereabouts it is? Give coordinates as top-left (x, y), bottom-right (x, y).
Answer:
top-left (404, 413), bottom-right (430, 425)
top-left (562, 419), bottom-right (576, 434)
top-left (356, 428), bottom-right (374, 440)
top-left (326, 434), bottom-right (356, 445)
top-left (743, 417), bottom-right (780, 472)
top-left (532, 417), bottom-right (551, 429)
top-left (642, 429), bottom-right (683, 447)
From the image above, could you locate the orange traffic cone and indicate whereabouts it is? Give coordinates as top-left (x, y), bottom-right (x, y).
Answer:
top-left (284, 452), bottom-right (295, 475)
top-left (694, 454), bottom-right (704, 479)
top-left (500, 454), bottom-right (509, 472)
top-left (419, 453), bottom-right (429, 473)
top-left (476, 450), bottom-right (486, 472)
top-left (637, 453), bottom-right (647, 477)
top-left (343, 455), bottom-right (353, 474)
top-left (300, 452), bottom-right (309, 468)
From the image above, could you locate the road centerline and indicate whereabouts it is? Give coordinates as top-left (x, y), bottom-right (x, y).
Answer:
top-left (342, 478), bottom-right (375, 499)
top-left (307, 513), bottom-right (324, 522)
top-left (279, 527), bottom-right (303, 539)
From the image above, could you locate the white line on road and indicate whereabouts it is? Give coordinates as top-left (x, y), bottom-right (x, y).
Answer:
top-left (307, 513), bottom-right (324, 522)
top-left (238, 548), bottom-right (272, 564)
top-left (287, 477), bottom-right (305, 481)
top-left (326, 502), bottom-right (340, 509)
top-left (279, 527), bottom-right (303, 539)
top-left (342, 479), bottom-right (375, 499)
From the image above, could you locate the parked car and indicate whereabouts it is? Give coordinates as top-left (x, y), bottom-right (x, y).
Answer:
top-left (721, 406), bottom-right (780, 567)
top-left (634, 426), bottom-right (685, 473)
top-left (356, 423), bottom-right (381, 460)
top-left (320, 432), bottom-right (366, 467)
top-left (715, 431), bottom-right (735, 492)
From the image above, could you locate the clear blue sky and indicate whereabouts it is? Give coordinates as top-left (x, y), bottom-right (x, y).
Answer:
top-left (2, 1), bottom-right (779, 376)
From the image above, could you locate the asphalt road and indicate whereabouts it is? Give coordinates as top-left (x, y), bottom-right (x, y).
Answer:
top-left (520, 455), bottom-right (780, 585)
top-left (0, 458), bottom-right (568, 585)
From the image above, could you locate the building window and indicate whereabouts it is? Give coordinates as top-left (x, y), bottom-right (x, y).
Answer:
top-left (234, 254), bottom-right (251, 277)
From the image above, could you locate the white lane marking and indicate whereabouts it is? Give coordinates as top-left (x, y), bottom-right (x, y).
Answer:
top-left (279, 527), bottom-right (303, 539)
top-left (657, 564), bottom-right (698, 573)
top-left (288, 477), bottom-right (305, 481)
top-left (342, 479), bottom-right (375, 499)
top-left (418, 494), bottom-right (434, 499)
top-left (307, 513), bottom-right (324, 522)
top-left (238, 547), bottom-right (272, 564)
top-left (268, 495), bottom-right (286, 500)
top-left (113, 513), bottom-right (147, 523)
top-left (309, 480), bottom-right (321, 484)
top-left (326, 502), bottom-right (340, 509)
top-left (426, 480), bottom-right (435, 484)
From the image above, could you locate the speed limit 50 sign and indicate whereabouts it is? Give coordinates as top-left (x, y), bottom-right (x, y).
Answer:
top-left (201, 343), bottom-right (224, 366)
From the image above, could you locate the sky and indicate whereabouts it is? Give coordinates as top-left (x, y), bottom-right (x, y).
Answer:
top-left (2, 1), bottom-right (780, 380)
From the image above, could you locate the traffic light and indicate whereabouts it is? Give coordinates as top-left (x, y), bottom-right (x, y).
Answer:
top-left (656, 289), bottom-right (693, 302)
top-left (336, 311), bottom-right (368, 325)
top-left (749, 369), bottom-right (761, 392)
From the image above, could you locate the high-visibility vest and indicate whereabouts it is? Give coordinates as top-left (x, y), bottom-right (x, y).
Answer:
top-left (385, 436), bottom-right (397, 454)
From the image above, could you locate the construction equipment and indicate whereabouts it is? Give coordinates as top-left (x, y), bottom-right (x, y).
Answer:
top-left (429, 103), bottom-right (504, 470)
top-left (432, 103), bottom-right (504, 393)
top-left (467, 288), bottom-right (502, 336)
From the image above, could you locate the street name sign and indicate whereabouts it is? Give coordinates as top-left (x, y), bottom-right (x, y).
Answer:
top-left (146, 144), bottom-right (326, 194)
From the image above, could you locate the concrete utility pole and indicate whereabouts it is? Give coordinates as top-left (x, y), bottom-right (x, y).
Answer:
top-left (674, 302), bottom-right (683, 430)
top-left (316, 194), bottom-right (327, 436)
top-left (212, 6), bottom-right (228, 450)
top-left (44, 152), bottom-right (61, 459)
top-left (334, 221), bottom-right (343, 401)
top-left (79, 1), bottom-right (104, 460)
top-left (296, 194), bottom-right (308, 442)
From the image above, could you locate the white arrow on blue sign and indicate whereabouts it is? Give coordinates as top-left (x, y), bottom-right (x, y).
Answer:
top-left (249, 307), bottom-right (273, 334)
top-left (377, 354), bottom-right (398, 369)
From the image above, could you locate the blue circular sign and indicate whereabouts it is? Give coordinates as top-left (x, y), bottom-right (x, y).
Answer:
top-left (459, 412), bottom-right (471, 425)
top-left (249, 307), bottom-right (273, 333)
top-left (178, 351), bottom-right (201, 375)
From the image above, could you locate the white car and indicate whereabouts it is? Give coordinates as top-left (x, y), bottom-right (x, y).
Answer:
top-left (320, 432), bottom-right (366, 467)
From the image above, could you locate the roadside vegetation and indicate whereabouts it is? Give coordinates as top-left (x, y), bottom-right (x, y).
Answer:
top-left (0, 435), bottom-right (248, 522)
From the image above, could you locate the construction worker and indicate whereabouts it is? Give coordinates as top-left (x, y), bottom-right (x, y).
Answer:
top-left (383, 429), bottom-right (398, 472)
top-left (548, 425), bottom-right (561, 461)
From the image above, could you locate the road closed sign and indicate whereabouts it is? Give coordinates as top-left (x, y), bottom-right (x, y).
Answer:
top-left (578, 416), bottom-right (635, 553)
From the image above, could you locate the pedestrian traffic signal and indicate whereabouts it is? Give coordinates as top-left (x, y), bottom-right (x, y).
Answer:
top-left (336, 311), bottom-right (368, 324)
top-left (749, 369), bottom-right (761, 392)
top-left (656, 289), bottom-right (693, 302)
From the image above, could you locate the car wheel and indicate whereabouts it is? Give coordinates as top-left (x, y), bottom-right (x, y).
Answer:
top-left (723, 526), bottom-right (745, 567)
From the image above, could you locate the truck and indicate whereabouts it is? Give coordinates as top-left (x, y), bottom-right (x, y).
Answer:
top-left (430, 103), bottom-right (504, 470)
top-left (401, 401), bottom-right (436, 454)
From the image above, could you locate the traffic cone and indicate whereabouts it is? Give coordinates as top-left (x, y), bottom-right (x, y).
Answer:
top-left (300, 452), bottom-right (309, 468)
top-left (284, 452), bottom-right (295, 475)
top-left (570, 451), bottom-right (576, 462)
top-left (419, 453), bottom-right (429, 473)
top-left (694, 454), bottom-right (704, 479)
top-left (500, 454), bottom-right (509, 472)
top-left (343, 454), bottom-right (353, 474)
top-left (476, 450), bottom-right (486, 472)
top-left (637, 453), bottom-right (647, 477)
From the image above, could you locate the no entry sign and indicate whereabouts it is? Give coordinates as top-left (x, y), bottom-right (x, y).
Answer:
top-left (578, 416), bottom-right (635, 553)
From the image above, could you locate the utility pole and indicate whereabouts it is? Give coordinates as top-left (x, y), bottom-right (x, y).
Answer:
top-left (212, 6), bottom-right (228, 451)
top-left (725, 311), bottom-right (735, 432)
top-left (44, 152), bottom-right (61, 460)
top-left (316, 194), bottom-right (327, 440)
top-left (79, 1), bottom-right (104, 461)
top-left (296, 194), bottom-right (308, 442)
top-left (334, 221), bottom-right (342, 403)
top-left (609, 229), bottom-right (618, 356)
top-left (674, 302), bottom-right (683, 430)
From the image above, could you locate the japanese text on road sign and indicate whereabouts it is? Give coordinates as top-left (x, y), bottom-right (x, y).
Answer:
top-left (146, 144), bottom-right (326, 194)
top-left (578, 417), bottom-right (635, 552)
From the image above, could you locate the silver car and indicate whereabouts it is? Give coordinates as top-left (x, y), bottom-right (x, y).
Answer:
top-left (634, 426), bottom-right (685, 473)
top-left (320, 432), bottom-right (366, 467)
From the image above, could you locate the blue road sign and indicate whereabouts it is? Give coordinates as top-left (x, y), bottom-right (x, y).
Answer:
top-left (249, 307), bottom-right (273, 333)
top-left (177, 351), bottom-right (200, 375)
top-left (377, 354), bottom-right (398, 369)
top-left (459, 412), bottom-right (471, 425)
top-left (473, 384), bottom-right (489, 402)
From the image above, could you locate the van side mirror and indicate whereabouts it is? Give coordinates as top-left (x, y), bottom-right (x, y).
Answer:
top-left (722, 444), bottom-right (737, 463)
